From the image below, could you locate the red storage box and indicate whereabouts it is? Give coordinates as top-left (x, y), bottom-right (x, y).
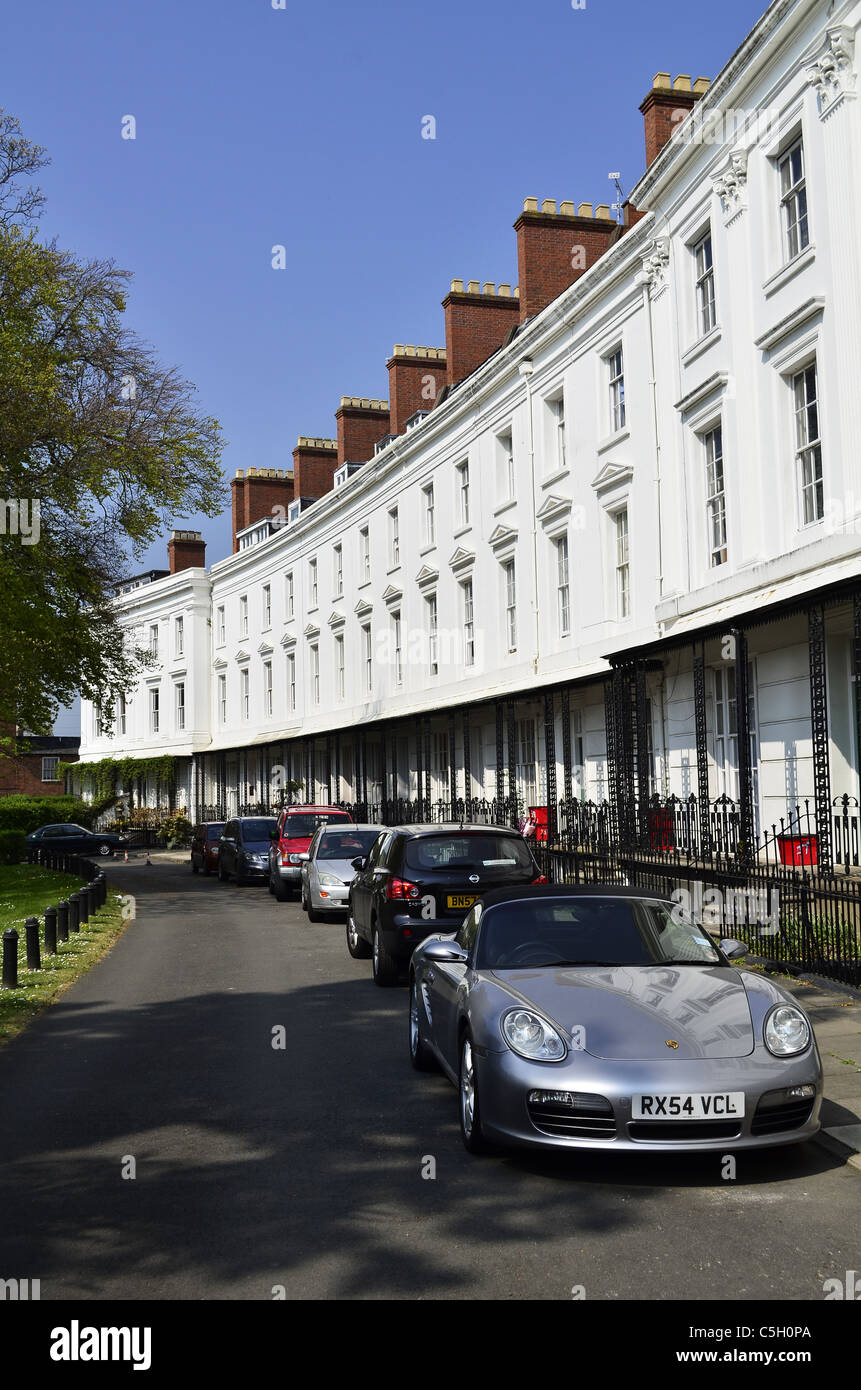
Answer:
top-left (649, 808), bottom-right (675, 852)
top-left (777, 834), bottom-right (817, 866)
top-left (528, 806), bottom-right (549, 843)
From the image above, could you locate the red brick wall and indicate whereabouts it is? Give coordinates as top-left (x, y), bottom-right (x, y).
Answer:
top-left (292, 443), bottom-right (338, 498)
top-left (335, 403), bottom-right (391, 466)
top-left (231, 470), bottom-right (294, 551)
top-left (515, 210), bottom-right (618, 322)
top-left (387, 351), bottom-right (447, 434)
top-left (0, 752), bottom-right (77, 797)
top-left (442, 289), bottom-right (521, 388)
top-left (640, 88), bottom-right (699, 167)
top-left (168, 537), bottom-right (206, 572)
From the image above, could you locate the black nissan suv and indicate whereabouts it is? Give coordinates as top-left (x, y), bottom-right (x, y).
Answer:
top-left (346, 824), bottom-right (544, 986)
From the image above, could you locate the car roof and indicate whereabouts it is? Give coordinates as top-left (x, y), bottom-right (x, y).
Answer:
top-left (285, 805), bottom-right (347, 813)
top-left (393, 823), bottom-right (525, 838)
top-left (315, 822), bottom-right (381, 833)
top-left (479, 884), bottom-right (674, 909)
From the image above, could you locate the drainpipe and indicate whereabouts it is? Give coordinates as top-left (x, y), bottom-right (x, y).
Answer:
top-left (519, 358), bottom-right (540, 676)
top-left (639, 272), bottom-right (665, 603)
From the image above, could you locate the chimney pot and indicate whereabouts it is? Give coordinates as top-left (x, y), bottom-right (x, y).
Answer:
top-left (673, 74), bottom-right (692, 91)
top-left (558, 200), bottom-right (575, 216)
top-left (653, 71), bottom-right (672, 88)
top-left (466, 280), bottom-right (480, 294)
top-left (693, 77), bottom-right (710, 94)
top-left (577, 201), bottom-right (593, 217)
top-left (541, 198), bottom-right (557, 214)
top-left (450, 278), bottom-right (464, 293)
top-left (523, 197), bottom-right (539, 212)
top-left (595, 204), bottom-right (612, 219)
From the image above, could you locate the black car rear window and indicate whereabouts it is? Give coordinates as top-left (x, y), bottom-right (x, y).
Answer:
top-left (403, 834), bottom-right (532, 872)
top-left (239, 819), bottom-right (277, 840)
top-left (286, 813), bottom-right (350, 837)
top-left (206, 825), bottom-right (225, 840)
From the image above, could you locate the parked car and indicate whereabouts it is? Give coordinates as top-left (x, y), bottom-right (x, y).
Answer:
top-left (190, 822), bottom-right (225, 875)
top-left (26, 823), bottom-right (127, 858)
top-left (217, 817), bottom-right (278, 885)
top-left (300, 825), bottom-right (384, 921)
top-left (346, 823), bottom-right (544, 986)
top-left (408, 884), bottom-right (823, 1155)
top-left (268, 804), bottom-right (354, 901)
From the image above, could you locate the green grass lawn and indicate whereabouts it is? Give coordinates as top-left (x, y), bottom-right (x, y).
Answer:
top-left (0, 863), bottom-right (129, 1044)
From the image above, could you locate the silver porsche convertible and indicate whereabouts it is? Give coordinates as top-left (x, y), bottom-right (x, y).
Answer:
top-left (408, 885), bottom-right (822, 1154)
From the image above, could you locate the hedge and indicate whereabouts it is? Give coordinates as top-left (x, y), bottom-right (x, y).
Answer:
top-left (0, 795), bottom-right (107, 836)
top-left (0, 830), bottom-right (28, 865)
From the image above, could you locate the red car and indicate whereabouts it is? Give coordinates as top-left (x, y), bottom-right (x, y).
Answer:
top-left (268, 805), bottom-right (354, 901)
top-left (190, 821), bottom-right (226, 875)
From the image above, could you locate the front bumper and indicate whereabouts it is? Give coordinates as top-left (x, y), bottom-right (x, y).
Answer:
top-left (310, 884), bottom-right (350, 912)
top-left (474, 1047), bottom-right (823, 1153)
top-left (273, 861), bottom-right (302, 884)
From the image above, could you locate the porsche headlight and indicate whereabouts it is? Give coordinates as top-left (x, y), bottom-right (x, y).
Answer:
top-left (764, 1004), bottom-right (810, 1057)
top-left (317, 872), bottom-right (343, 887)
top-left (502, 1008), bottom-right (566, 1062)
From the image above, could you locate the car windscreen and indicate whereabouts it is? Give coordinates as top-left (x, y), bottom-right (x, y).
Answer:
top-left (316, 830), bottom-right (379, 860)
top-left (286, 813), bottom-right (349, 838)
top-left (476, 899), bottom-right (723, 969)
top-left (403, 834), bottom-right (533, 874)
top-left (239, 819), bottom-right (277, 842)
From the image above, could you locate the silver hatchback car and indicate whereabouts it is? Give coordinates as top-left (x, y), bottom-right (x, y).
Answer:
top-left (300, 824), bottom-right (385, 921)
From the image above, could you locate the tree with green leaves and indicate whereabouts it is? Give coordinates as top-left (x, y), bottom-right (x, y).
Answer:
top-left (0, 108), bottom-right (226, 751)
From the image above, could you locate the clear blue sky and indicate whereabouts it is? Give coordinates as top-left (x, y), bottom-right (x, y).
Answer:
top-left (3, 0), bottom-right (767, 732)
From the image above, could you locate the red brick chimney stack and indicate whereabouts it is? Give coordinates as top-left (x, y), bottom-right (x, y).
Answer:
top-left (514, 199), bottom-right (619, 322)
top-left (640, 73), bottom-right (711, 167)
top-left (387, 347), bottom-right (448, 435)
top-left (167, 529), bottom-right (206, 573)
top-left (292, 437), bottom-right (339, 497)
top-left (335, 398), bottom-right (391, 465)
top-left (230, 468), bottom-right (295, 553)
top-left (442, 281), bottom-right (521, 388)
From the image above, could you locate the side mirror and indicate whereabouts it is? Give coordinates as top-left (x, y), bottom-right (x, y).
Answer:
top-left (351, 856), bottom-right (366, 872)
top-left (422, 938), bottom-right (469, 965)
top-left (298, 852), bottom-right (310, 863)
top-left (720, 938), bottom-right (748, 961)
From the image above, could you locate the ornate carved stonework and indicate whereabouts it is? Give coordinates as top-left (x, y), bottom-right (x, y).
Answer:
top-left (712, 149), bottom-right (749, 220)
top-left (806, 26), bottom-right (856, 116)
top-left (641, 237), bottom-right (670, 291)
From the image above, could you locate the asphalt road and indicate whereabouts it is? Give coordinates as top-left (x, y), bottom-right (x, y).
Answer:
top-left (0, 859), bottom-right (857, 1301)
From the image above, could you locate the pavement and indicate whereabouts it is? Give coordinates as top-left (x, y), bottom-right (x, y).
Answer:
top-left (771, 973), bottom-right (861, 1168)
top-left (0, 856), bottom-right (858, 1300)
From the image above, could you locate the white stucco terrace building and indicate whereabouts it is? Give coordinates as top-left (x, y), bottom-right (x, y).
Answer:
top-left (81, 0), bottom-right (861, 871)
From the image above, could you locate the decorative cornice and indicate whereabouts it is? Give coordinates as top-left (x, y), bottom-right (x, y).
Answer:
top-left (354, 598), bottom-right (373, 618)
top-left (257, 641), bottom-right (274, 656)
top-left (303, 623), bottom-right (320, 638)
top-left (806, 26), bottom-right (856, 117)
top-left (213, 657), bottom-right (228, 671)
top-left (327, 610), bottom-right (346, 629)
top-left (448, 546), bottom-right (476, 575)
top-left (712, 148), bottom-right (749, 221)
top-left (488, 523), bottom-right (518, 553)
top-left (674, 371), bottom-right (730, 416)
top-left (381, 584), bottom-right (403, 606)
top-left (235, 649), bottom-right (250, 664)
top-left (536, 493), bottom-right (573, 527)
top-left (754, 296), bottom-right (825, 354)
top-left (280, 632), bottom-right (297, 650)
top-left (591, 461), bottom-right (634, 494)
top-left (415, 565), bottom-right (439, 591)
top-left (641, 236), bottom-right (670, 291)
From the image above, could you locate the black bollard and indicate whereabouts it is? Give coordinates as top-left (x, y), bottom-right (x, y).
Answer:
top-left (57, 900), bottom-right (69, 943)
top-left (2, 929), bottom-right (18, 989)
top-left (45, 906), bottom-right (58, 955)
top-left (97, 874), bottom-right (106, 907)
top-left (88, 883), bottom-right (97, 918)
top-left (69, 892), bottom-right (81, 933)
top-left (78, 888), bottom-right (89, 927)
top-left (25, 917), bottom-right (41, 971)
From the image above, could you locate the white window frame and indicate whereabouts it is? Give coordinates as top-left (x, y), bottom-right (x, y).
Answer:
top-left (497, 428), bottom-right (515, 502)
top-left (149, 623), bottom-right (159, 658)
top-left (456, 460), bottom-right (470, 526)
top-left (546, 393), bottom-right (567, 473)
top-left (217, 606), bottom-right (225, 645)
top-left (218, 674), bottom-right (227, 724)
top-left (362, 623), bottom-right (373, 693)
top-left (392, 610), bottom-right (403, 686)
top-left (556, 535), bottom-right (570, 637)
top-left (793, 358), bottom-right (823, 526)
top-left (309, 643), bottom-right (320, 705)
top-left (704, 424), bottom-right (727, 566)
top-left (462, 579), bottom-right (475, 668)
top-left (422, 483), bottom-right (435, 548)
top-left (615, 508), bottom-right (630, 619)
top-left (308, 557), bottom-right (318, 609)
top-left (286, 652), bottom-right (296, 712)
top-left (175, 681), bottom-right (186, 732)
top-left (262, 584), bottom-right (271, 629)
top-left (389, 507), bottom-right (400, 568)
top-left (333, 543), bottom-right (343, 597)
top-left (779, 136), bottom-right (809, 263)
top-left (149, 687), bottom-right (160, 734)
top-left (503, 557), bottom-right (517, 652)
top-left (335, 633), bottom-right (345, 700)
top-left (239, 595), bottom-right (248, 639)
top-left (285, 572), bottom-right (294, 621)
top-left (175, 615), bottom-right (184, 657)
top-left (359, 527), bottom-right (371, 584)
top-left (264, 660), bottom-right (273, 717)
top-left (240, 667), bottom-right (250, 720)
top-left (694, 230), bottom-right (716, 338)
top-left (427, 594), bottom-right (439, 677)
top-left (41, 756), bottom-right (60, 782)
top-left (607, 346), bottom-right (626, 433)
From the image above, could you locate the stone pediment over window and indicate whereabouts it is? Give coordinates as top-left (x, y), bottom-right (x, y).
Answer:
top-left (213, 657), bottom-right (228, 671)
top-left (381, 584), bottom-right (403, 607)
top-left (280, 632), bottom-right (297, 650)
top-left (448, 547), bottom-right (475, 575)
top-left (415, 565), bottom-right (439, 591)
top-left (303, 622), bottom-right (320, 638)
top-left (328, 610), bottom-right (346, 630)
top-left (590, 462), bottom-right (634, 495)
top-left (488, 524), bottom-right (518, 554)
top-left (257, 641), bottom-right (274, 656)
top-left (355, 598), bottom-right (373, 618)
top-left (235, 650), bottom-right (251, 664)
top-left (536, 493), bottom-right (573, 527)
top-left (673, 372), bottom-right (729, 418)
